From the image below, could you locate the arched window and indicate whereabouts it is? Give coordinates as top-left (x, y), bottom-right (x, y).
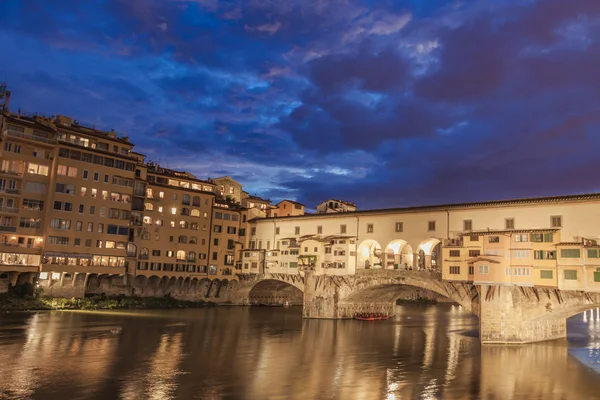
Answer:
top-left (143, 216), bottom-right (152, 225)
top-left (145, 202), bottom-right (153, 211)
top-left (176, 250), bottom-right (186, 260)
top-left (192, 196), bottom-right (200, 206)
top-left (126, 243), bottom-right (137, 257)
top-left (181, 208), bottom-right (190, 216)
top-left (140, 248), bottom-right (149, 258)
top-left (187, 251), bottom-right (196, 261)
top-left (180, 221), bottom-right (188, 229)
top-left (190, 236), bottom-right (198, 244)
top-left (141, 231), bottom-right (150, 240)
top-left (191, 209), bottom-right (200, 217)
top-left (178, 235), bottom-right (187, 243)
top-left (182, 194), bottom-right (190, 205)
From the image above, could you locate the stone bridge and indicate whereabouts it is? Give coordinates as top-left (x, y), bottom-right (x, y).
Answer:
top-left (231, 269), bottom-right (600, 344)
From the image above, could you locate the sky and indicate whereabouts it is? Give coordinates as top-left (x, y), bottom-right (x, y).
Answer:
top-left (1, 0), bottom-right (599, 210)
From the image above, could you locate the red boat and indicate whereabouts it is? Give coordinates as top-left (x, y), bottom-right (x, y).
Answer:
top-left (354, 313), bottom-right (389, 321)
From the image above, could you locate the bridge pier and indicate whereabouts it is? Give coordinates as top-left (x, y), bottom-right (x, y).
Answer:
top-left (479, 285), bottom-right (566, 344)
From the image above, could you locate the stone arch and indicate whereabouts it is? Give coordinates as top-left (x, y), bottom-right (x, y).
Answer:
top-left (247, 279), bottom-right (304, 306)
top-left (133, 275), bottom-right (148, 295)
top-left (417, 238), bottom-right (442, 270)
top-left (147, 275), bottom-right (162, 295)
top-left (157, 276), bottom-right (170, 295)
top-left (357, 239), bottom-right (383, 270)
top-left (338, 271), bottom-right (479, 317)
top-left (190, 278), bottom-right (199, 295)
top-left (199, 278), bottom-right (211, 297)
top-left (208, 279), bottom-right (221, 298)
top-left (384, 240), bottom-right (415, 269)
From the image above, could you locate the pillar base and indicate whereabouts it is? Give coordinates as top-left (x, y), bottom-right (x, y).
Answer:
top-left (481, 316), bottom-right (566, 344)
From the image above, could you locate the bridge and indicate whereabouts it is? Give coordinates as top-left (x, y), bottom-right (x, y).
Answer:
top-left (228, 269), bottom-right (600, 344)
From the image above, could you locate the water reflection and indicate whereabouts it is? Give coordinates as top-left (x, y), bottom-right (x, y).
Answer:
top-left (0, 305), bottom-right (600, 399)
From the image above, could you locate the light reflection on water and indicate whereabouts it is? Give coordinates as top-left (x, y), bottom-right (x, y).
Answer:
top-left (1, 305), bottom-right (600, 400)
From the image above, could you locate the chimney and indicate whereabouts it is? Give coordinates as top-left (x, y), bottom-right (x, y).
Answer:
top-left (4, 91), bottom-right (10, 111)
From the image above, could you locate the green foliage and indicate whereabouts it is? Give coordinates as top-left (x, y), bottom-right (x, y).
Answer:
top-left (0, 292), bottom-right (212, 312)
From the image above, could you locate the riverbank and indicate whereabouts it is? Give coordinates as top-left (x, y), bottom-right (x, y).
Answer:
top-left (0, 293), bottom-right (215, 312)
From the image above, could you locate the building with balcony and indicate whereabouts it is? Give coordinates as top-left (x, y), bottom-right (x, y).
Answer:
top-left (316, 199), bottom-right (357, 214)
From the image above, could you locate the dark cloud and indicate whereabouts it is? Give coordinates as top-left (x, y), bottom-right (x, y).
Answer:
top-left (1, 0), bottom-right (599, 209)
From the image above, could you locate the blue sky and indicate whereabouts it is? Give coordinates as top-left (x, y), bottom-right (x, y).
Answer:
top-left (1, 0), bottom-right (599, 209)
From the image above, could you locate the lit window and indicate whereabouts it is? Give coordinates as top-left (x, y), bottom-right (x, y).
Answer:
top-left (171, 207), bottom-right (177, 215)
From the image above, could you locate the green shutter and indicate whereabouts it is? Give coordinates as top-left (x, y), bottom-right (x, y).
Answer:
top-left (289, 262), bottom-right (298, 268)
top-left (564, 270), bottom-right (578, 280)
top-left (540, 270), bottom-right (553, 279)
top-left (561, 249), bottom-right (581, 258)
top-left (543, 233), bottom-right (553, 242)
top-left (588, 249), bottom-right (599, 259)
top-left (594, 272), bottom-right (600, 283)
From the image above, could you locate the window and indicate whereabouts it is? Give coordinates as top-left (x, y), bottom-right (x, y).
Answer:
top-left (449, 250), bottom-right (460, 257)
top-left (488, 236), bottom-right (500, 243)
top-left (317, 225), bottom-right (323, 234)
top-left (449, 266), bottom-right (460, 274)
top-left (470, 235), bottom-right (479, 242)
top-left (513, 250), bottom-right (530, 259)
top-left (514, 234), bottom-right (528, 242)
top-left (48, 218), bottom-right (71, 230)
top-left (564, 270), bottom-right (578, 280)
top-left (83, 170), bottom-right (89, 179)
top-left (588, 249), bottom-right (599, 259)
top-left (551, 216), bottom-right (562, 228)
top-left (275, 227), bottom-right (280, 235)
top-left (48, 236), bottom-right (69, 245)
top-left (514, 267), bottom-right (530, 276)
top-left (506, 268), bottom-right (511, 276)
top-left (89, 206), bottom-right (95, 215)
top-left (27, 163), bottom-right (49, 176)
top-left (468, 250), bottom-right (480, 257)
top-left (340, 224), bottom-right (348, 234)
top-left (505, 218), bottom-right (514, 230)
top-left (531, 233), bottom-right (553, 243)
top-left (560, 249), bottom-right (581, 258)
top-left (295, 226), bottom-right (300, 235)
top-left (366, 224), bottom-right (373, 233)
top-left (395, 222), bottom-right (403, 233)
top-left (428, 221), bottom-right (436, 232)
top-left (540, 270), bottom-right (553, 279)
top-left (478, 265), bottom-right (489, 274)
top-left (534, 250), bottom-right (556, 260)
top-left (468, 266), bottom-right (474, 275)
top-left (215, 212), bottom-right (222, 219)
top-left (20, 218), bottom-right (42, 229)
top-left (55, 183), bottom-right (75, 194)
top-left (93, 172), bottom-right (99, 181)
top-left (53, 201), bottom-right (73, 212)
top-left (463, 220), bottom-right (472, 231)
top-left (104, 174), bottom-right (109, 183)
top-left (76, 221), bottom-right (83, 231)
top-left (214, 225), bottom-right (222, 233)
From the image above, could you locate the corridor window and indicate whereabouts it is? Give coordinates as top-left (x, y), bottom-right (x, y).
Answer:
top-left (478, 265), bottom-right (489, 274)
top-left (428, 221), bottom-right (436, 232)
top-left (514, 234), bottom-right (528, 242)
top-left (295, 226), bottom-right (300, 235)
top-left (564, 270), bottom-right (578, 280)
top-left (395, 222), bottom-right (403, 232)
top-left (505, 218), bottom-right (514, 229)
top-left (340, 225), bottom-right (347, 234)
top-left (463, 220), bottom-right (472, 231)
top-left (488, 236), bottom-right (500, 243)
top-left (551, 215), bottom-right (562, 228)
top-left (366, 224), bottom-right (373, 233)
top-left (317, 225), bottom-right (323, 234)
top-left (560, 249), bottom-right (581, 258)
top-left (449, 250), bottom-right (460, 257)
top-left (449, 266), bottom-right (460, 274)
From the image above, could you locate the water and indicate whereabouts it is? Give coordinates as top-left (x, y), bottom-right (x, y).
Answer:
top-left (1, 304), bottom-right (600, 400)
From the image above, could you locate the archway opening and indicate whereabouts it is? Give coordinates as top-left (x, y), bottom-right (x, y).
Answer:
top-left (384, 240), bottom-right (414, 270)
top-left (417, 238), bottom-right (442, 271)
top-left (357, 240), bottom-right (383, 270)
top-left (249, 279), bottom-right (303, 306)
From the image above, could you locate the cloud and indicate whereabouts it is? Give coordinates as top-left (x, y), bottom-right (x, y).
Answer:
top-left (1, 0), bottom-right (599, 209)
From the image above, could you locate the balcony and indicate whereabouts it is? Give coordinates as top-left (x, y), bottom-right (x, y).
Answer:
top-left (4, 129), bottom-right (57, 145)
top-left (0, 207), bottom-right (19, 214)
top-left (0, 226), bottom-right (17, 233)
top-left (0, 187), bottom-right (22, 196)
top-left (0, 169), bottom-right (23, 178)
top-left (0, 242), bottom-right (43, 250)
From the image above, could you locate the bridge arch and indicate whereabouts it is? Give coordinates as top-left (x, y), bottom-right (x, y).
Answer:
top-left (357, 240), bottom-right (383, 270)
top-left (248, 279), bottom-right (304, 306)
top-left (337, 271), bottom-right (479, 317)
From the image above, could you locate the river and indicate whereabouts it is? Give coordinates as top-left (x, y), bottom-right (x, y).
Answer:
top-left (1, 304), bottom-right (600, 400)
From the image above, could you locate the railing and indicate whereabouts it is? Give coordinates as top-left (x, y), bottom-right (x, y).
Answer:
top-left (0, 242), bottom-right (42, 249)
top-left (0, 207), bottom-right (18, 214)
top-left (0, 170), bottom-right (23, 177)
top-left (0, 226), bottom-right (17, 233)
top-left (4, 129), bottom-right (57, 144)
top-left (0, 187), bottom-right (22, 195)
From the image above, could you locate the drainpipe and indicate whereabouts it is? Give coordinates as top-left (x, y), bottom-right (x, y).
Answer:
top-left (355, 214), bottom-right (360, 273)
top-left (446, 209), bottom-right (450, 239)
